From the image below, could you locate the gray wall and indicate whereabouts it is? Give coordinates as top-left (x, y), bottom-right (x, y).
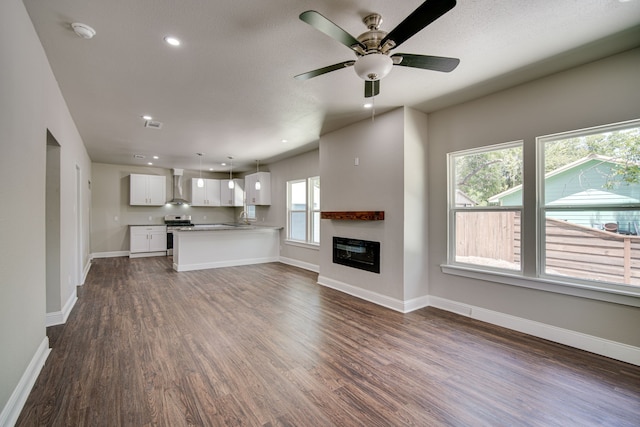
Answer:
top-left (253, 150), bottom-right (320, 269)
top-left (1, 0), bottom-right (91, 419)
top-left (427, 47), bottom-right (640, 347)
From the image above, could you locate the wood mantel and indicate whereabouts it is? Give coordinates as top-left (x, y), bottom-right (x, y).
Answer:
top-left (320, 211), bottom-right (385, 221)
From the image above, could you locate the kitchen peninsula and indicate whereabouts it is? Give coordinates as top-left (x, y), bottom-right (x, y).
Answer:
top-left (172, 224), bottom-right (281, 272)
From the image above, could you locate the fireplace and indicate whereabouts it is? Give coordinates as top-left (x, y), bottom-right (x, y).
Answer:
top-left (333, 237), bottom-right (380, 274)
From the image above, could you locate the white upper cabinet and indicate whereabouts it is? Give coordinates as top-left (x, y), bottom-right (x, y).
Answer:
top-left (220, 179), bottom-right (244, 207)
top-left (191, 178), bottom-right (221, 206)
top-left (130, 174), bottom-right (166, 205)
top-left (245, 172), bottom-right (271, 205)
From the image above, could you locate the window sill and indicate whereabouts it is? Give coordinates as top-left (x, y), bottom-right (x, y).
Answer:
top-left (441, 264), bottom-right (640, 308)
top-left (284, 240), bottom-right (320, 251)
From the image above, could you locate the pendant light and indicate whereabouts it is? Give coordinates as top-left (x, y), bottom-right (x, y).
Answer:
top-left (196, 153), bottom-right (204, 188)
top-left (255, 160), bottom-right (261, 191)
top-left (228, 157), bottom-right (235, 189)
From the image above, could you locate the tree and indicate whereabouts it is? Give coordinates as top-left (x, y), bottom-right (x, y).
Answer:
top-left (455, 145), bottom-right (522, 205)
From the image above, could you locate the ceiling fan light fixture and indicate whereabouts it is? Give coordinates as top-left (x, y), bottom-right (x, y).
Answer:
top-left (354, 54), bottom-right (393, 81)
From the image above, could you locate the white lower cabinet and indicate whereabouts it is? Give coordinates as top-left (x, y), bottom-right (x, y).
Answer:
top-left (130, 225), bottom-right (167, 258)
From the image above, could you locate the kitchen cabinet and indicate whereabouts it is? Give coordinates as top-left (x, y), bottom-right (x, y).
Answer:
top-left (220, 179), bottom-right (244, 207)
top-left (191, 178), bottom-right (221, 206)
top-left (244, 172), bottom-right (271, 205)
top-left (130, 174), bottom-right (166, 205)
top-left (130, 225), bottom-right (167, 257)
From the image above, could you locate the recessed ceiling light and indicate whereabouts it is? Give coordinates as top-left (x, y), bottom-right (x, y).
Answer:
top-left (209, 168), bottom-right (214, 171)
top-left (152, 155), bottom-right (159, 159)
top-left (147, 162), bottom-right (153, 165)
top-left (281, 139), bottom-right (288, 143)
top-left (221, 162), bottom-right (227, 166)
top-left (363, 103), bottom-right (373, 109)
top-left (164, 36), bottom-right (180, 46)
top-left (142, 115), bottom-right (153, 121)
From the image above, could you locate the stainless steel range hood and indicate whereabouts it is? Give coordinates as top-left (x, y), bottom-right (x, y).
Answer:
top-left (169, 168), bottom-right (189, 205)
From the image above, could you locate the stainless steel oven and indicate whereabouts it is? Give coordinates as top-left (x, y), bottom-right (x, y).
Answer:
top-left (164, 215), bottom-right (193, 255)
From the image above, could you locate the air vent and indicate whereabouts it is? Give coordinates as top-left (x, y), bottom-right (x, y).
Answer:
top-left (144, 120), bottom-right (163, 129)
top-left (133, 154), bottom-right (146, 159)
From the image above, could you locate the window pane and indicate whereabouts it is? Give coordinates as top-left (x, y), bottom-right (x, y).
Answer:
top-left (289, 211), bottom-right (306, 241)
top-left (541, 122), bottom-right (640, 286)
top-left (543, 127), bottom-right (640, 206)
top-left (544, 210), bottom-right (640, 286)
top-left (246, 205), bottom-right (256, 219)
top-left (311, 211), bottom-right (320, 244)
top-left (455, 211), bottom-right (521, 270)
top-left (310, 176), bottom-right (320, 210)
top-left (290, 181), bottom-right (307, 209)
top-left (454, 145), bottom-right (523, 206)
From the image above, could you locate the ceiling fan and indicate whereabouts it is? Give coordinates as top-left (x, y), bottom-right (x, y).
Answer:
top-left (295, 0), bottom-right (460, 98)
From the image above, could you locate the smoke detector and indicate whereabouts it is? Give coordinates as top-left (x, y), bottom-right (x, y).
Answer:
top-left (71, 23), bottom-right (96, 39)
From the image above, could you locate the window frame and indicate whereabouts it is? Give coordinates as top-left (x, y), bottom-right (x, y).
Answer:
top-left (447, 140), bottom-right (524, 274)
top-left (286, 176), bottom-right (320, 246)
top-left (442, 119), bottom-right (640, 307)
top-left (536, 119), bottom-right (640, 292)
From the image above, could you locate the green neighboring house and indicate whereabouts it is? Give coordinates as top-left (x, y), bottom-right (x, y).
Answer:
top-left (488, 155), bottom-right (640, 234)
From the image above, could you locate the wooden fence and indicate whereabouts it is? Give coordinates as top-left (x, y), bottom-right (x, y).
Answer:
top-left (545, 218), bottom-right (640, 285)
top-left (456, 211), bottom-right (521, 265)
top-left (456, 212), bottom-right (640, 286)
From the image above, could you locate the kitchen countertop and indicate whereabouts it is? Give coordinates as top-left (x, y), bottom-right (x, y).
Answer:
top-left (175, 224), bottom-right (282, 231)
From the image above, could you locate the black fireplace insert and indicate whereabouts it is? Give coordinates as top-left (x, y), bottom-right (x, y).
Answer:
top-left (333, 237), bottom-right (380, 274)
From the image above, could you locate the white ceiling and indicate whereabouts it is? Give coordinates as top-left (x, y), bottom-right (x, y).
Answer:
top-left (23, 0), bottom-right (640, 172)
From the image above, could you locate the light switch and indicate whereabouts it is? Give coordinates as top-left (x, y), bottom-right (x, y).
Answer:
top-left (354, 157), bottom-right (359, 166)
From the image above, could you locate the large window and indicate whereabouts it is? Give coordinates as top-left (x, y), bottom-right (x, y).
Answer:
top-left (286, 176), bottom-right (320, 244)
top-left (448, 142), bottom-right (523, 271)
top-left (446, 119), bottom-right (640, 298)
top-left (538, 119), bottom-right (640, 287)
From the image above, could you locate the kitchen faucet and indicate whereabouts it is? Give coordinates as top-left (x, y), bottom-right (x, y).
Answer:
top-left (238, 210), bottom-right (250, 224)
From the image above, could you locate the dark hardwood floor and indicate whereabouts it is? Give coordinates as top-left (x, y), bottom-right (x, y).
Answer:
top-left (17, 257), bottom-right (640, 426)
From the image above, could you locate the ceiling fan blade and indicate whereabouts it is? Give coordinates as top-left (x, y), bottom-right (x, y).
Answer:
top-left (294, 60), bottom-right (355, 80)
top-left (391, 53), bottom-right (460, 72)
top-left (364, 80), bottom-right (380, 98)
top-left (380, 0), bottom-right (456, 50)
top-left (300, 11), bottom-right (366, 53)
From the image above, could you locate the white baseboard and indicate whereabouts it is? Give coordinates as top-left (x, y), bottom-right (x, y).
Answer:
top-left (129, 251), bottom-right (167, 259)
top-left (81, 259), bottom-right (92, 285)
top-left (317, 275), bottom-right (407, 312)
top-left (91, 251), bottom-right (129, 259)
top-left (0, 337), bottom-right (50, 427)
top-left (46, 290), bottom-right (78, 327)
top-left (279, 257), bottom-right (319, 273)
top-left (428, 296), bottom-right (640, 366)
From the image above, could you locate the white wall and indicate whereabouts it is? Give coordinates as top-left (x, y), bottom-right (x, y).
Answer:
top-left (427, 48), bottom-right (640, 347)
top-left (0, 0), bottom-right (91, 423)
